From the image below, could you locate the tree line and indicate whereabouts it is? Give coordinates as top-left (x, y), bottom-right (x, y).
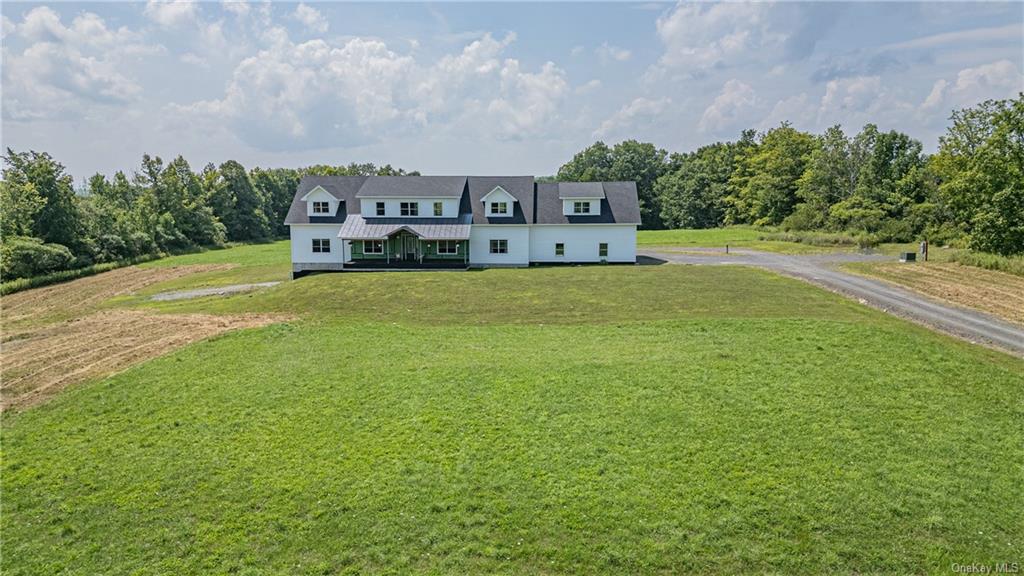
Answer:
top-left (0, 153), bottom-right (414, 280)
top-left (556, 95), bottom-right (1023, 256)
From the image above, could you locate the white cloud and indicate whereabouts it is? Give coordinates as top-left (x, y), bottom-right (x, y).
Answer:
top-left (292, 3), bottom-right (328, 34)
top-left (144, 0), bottom-right (198, 29)
top-left (699, 79), bottom-right (759, 133)
top-left (650, 2), bottom-right (778, 77)
top-left (881, 23), bottom-right (1022, 52)
top-left (570, 45), bottom-right (584, 57)
top-left (575, 79), bottom-right (602, 95)
top-left (170, 31), bottom-right (569, 149)
top-left (596, 42), bottom-right (632, 64)
top-left (2, 7), bottom-right (158, 121)
top-left (595, 96), bottom-right (671, 138)
top-left (222, 1), bottom-right (250, 18)
top-left (918, 59), bottom-right (1024, 118)
top-left (180, 52), bottom-right (209, 68)
top-left (760, 93), bottom-right (811, 129)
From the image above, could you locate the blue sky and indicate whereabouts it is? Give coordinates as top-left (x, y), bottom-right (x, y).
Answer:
top-left (2, 1), bottom-right (1022, 181)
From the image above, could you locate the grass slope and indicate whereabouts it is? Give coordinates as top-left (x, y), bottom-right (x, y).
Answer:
top-left (637, 227), bottom-right (851, 254)
top-left (3, 251), bottom-right (1023, 574)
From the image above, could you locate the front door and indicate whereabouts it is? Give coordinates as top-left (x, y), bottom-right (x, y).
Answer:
top-left (403, 234), bottom-right (417, 261)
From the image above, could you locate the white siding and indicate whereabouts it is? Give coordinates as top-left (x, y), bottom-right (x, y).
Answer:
top-left (561, 199), bottom-right (601, 216)
top-left (481, 187), bottom-right (518, 218)
top-left (469, 225), bottom-right (530, 266)
top-left (304, 188), bottom-right (339, 217)
top-left (359, 198), bottom-right (460, 218)
top-left (290, 224), bottom-right (348, 265)
top-left (529, 225), bottom-right (636, 263)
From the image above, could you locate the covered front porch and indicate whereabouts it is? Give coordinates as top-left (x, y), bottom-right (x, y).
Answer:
top-left (341, 215), bottom-right (472, 269)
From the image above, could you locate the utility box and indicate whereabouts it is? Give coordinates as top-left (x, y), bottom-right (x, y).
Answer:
top-left (899, 252), bottom-right (917, 263)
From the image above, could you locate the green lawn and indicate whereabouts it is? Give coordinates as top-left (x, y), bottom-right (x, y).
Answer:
top-left (137, 240), bottom-right (292, 293)
top-left (637, 227), bottom-right (852, 254)
top-left (3, 246), bottom-right (1023, 574)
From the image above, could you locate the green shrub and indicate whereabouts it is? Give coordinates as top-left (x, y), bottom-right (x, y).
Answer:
top-left (0, 237), bottom-right (75, 281)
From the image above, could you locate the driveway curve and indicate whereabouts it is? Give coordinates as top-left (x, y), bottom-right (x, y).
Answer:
top-left (640, 248), bottom-right (1024, 357)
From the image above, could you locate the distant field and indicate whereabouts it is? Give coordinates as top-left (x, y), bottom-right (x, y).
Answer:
top-left (844, 261), bottom-right (1024, 325)
top-left (3, 242), bottom-right (1022, 574)
top-left (637, 227), bottom-right (854, 254)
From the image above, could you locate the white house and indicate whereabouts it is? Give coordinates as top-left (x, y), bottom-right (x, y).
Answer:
top-left (284, 175), bottom-right (640, 275)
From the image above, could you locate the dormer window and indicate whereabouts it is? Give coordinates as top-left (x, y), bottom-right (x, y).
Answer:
top-left (434, 202), bottom-right (443, 216)
top-left (573, 201), bottom-right (591, 214)
top-left (312, 201), bottom-right (330, 214)
top-left (376, 202), bottom-right (385, 216)
top-left (400, 202), bottom-right (418, 216)
top-left (490, 202), bottom-right (508, 215)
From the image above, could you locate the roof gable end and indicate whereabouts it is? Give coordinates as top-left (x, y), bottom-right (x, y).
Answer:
top-left (479, 185), bottom-right (518, 203)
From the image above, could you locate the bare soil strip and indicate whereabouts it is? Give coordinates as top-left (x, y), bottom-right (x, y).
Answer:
top-left (1, 264), bottom-right (285, 411)
top-left (2, 265), bottom-right (232, 331)
top-left (856, 263), bottom-right (1024, 326)
top-left (1, 309), bottom-right (281, 411)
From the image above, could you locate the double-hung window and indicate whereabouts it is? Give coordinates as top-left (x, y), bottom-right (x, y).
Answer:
top-left (312, 238), bottom-right (331, 253)
top-left (400, 202), bottom-right (418, 216)
top-left (363, 240), bottom-right (384, 254)
top-left (437, 240), bottom-right (459, 255)
top-left (312, 201), bottom-right (330, 214)
top-left (433, 202), bottom-right (443, 216)
top-left (555, 243), bottom-right (565, 256)
top-left (573, 201), bottom-right (591, 214)
top-left (490, 202), bottom-right (508, 215)
top-left (599, 243), bottom-right (608, 258)
top-left (489, 239), bottom-right (508, 254)
top-left (376, 202), bottom-right (385, 216)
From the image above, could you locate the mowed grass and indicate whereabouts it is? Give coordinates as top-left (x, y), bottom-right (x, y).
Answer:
top-left (135, 240), bottom-right (292, 293)
top-left (3, 247), bottom-right (1023, 574)
top-left (637, 227), bottom-right (850, 254)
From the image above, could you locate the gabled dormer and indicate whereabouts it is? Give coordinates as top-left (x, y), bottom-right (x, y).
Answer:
top-left (480, 185), bottom-right (518, 218)
top-left (300, 185), bottom-right (339, 217)
top-left (558, 182), bottom-right (604, 216)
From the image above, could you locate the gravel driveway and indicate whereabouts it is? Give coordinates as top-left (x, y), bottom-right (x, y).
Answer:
top-left (641, 248), bottom-right (1024, 357)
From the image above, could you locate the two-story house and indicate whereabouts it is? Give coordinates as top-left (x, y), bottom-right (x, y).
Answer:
top-left (284, 175), bottom-right (639, 275)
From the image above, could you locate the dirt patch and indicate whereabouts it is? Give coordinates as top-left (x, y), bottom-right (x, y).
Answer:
top-left (859, 262), bottom-right (1024, 325)
top-left (1, 309), bottom-right (283, 411)
top-left (150, 281), bottom-right (280, 301)
top-left (2, 264), bottom-right (232, 331)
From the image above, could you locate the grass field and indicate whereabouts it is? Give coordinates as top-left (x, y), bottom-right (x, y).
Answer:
top-left (637, 227), bottom-right (857, 254)
top-left (844, 261), bottom-right (1024, 325)
top-left (3, 242), bottom-right (1023, 574)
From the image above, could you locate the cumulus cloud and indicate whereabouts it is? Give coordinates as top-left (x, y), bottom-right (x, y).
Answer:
top-left (144, 0), bottom-right (198, 28)
top-left (170, 31), bottom-right (570, 149)
top-left (649, 2), bottom-right (777, 78)
top-left (575, 79), bottom-right (602, 95)
top-left (222, 1), bottom-right (250, 18)
top-left (919, 59), bottom-right (1023, 117)
top-left (596, 42), bottom-right (631, 64)
top-left (2, 7), bottom-right (159, 120)
top-left (595, 96), bottom-right (671, 138)
top-left (292, 3), bottom-right (327, 34)
top-left (698, 79), bottom-right (759, 133)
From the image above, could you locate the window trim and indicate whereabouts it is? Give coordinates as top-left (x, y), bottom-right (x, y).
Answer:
top-left (555, 242), bottom-right (564, 256)
top-left (437, 240), bottom-right (459, 255)
top-left (400, 202), bottom-right (419, 216)
top-left (362, 240), bottom-right (384, 254)
top-left (433, 202), bottom-right (443, 217)
top-left (489, 239), bottom-right (508, 254)
top-left (376, 202), bottom-right (386, 216)
top-left (312, 201), bottom-right (330, 214)
top-left (490, 201), bottom-right (508, 215)
top-left (599, 243), bottom-right (609, 258)
top-left (312, 238), bottom-right (331, 253)
top-left (573, 201), bottom-right (591, 214)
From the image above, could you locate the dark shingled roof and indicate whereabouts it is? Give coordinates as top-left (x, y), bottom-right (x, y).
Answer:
top-left (355, 176), bottom-right (467, 198)
top-left (535, 181), bottom-right (641, 225)
top-left (467, 176), bottom-right (535, 225)
top-left (284, 175), bottom-right (366, 224)
top-left (557, 182), bottom-right (606, 199)
top-left (285, 175), bottom-right (640, 227)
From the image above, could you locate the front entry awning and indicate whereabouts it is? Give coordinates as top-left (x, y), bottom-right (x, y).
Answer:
top-left (338, 216), bottom-right (471, 241)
